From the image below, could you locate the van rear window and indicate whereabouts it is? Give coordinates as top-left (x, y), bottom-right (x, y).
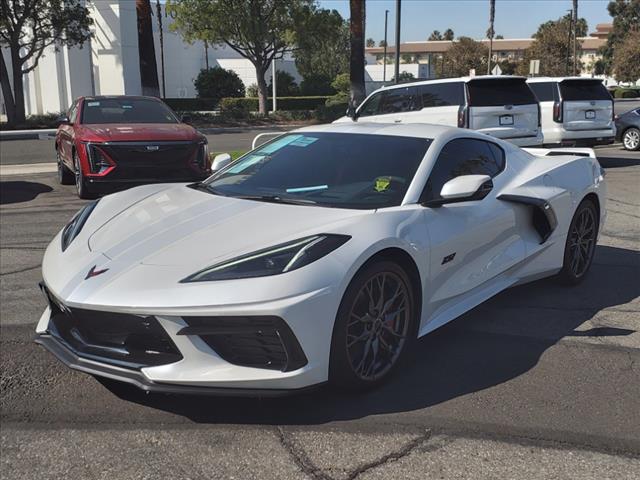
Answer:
top-left (529, 82), bottom-right (557, 102)
top-left (467, 78), bottom-right (537, 107)
top-left (559, 80), bottom-right (611, 101)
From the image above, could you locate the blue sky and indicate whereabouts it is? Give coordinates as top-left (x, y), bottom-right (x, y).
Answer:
top-left (318, 0), bottom-right (612, 42)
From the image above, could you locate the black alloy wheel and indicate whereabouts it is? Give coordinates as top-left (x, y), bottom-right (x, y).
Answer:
top-left (330, 260), bottom-right (416, 390)
top-left (558, 199), bottom-right (598, 284)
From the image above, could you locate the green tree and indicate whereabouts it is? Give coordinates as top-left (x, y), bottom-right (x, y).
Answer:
top-left (438, 37), bottom-right (488, 77)
top-left (294, 8), bottom-right (349, 82)
top-left (366, 37), bottom-right (375, 47)
top-left (428, 30), bottom-right (443, 41)
top-left (166, 0), bottom-right (314, 115)
top-left (349, 0), bottom-right (366, 109)
top-left (401, 53), bottom-right (413, 64)
top-left (392, 71), bottom-right (415, 83)
top-left (378, 39), bottom-right (387, 47)
top-left (517, 14), bottom-right (587, 76)
top-left (600, 0), bottom-right (640, 75)
top-left (613, 30), bottom-right (640, 82)
top-left (0, 0), bottom-right (92, 125)
top-left (443, 28), bottom-right (455, 41)
top-left (299, 74), bottom-right (335, 95)
top-left (496, 34), bottom-right (504, 39)
top-left (268, 70), bottom-right (299, 96)
top-left (194, 67), bottom-right (245, 103)
top-left (325, 72), bottom-right (349, 106)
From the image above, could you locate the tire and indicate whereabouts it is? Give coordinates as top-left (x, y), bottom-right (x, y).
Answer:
top-left (73, 150), bottom-right (94, 199)
top-left (557, 199), bottom-right (599, 285)
top-left (56, 148), bottom-right (74, 185)
top-left (329, 260), bottom-right (417, 391)
top-left (622, 127), bottom-right (640, 151)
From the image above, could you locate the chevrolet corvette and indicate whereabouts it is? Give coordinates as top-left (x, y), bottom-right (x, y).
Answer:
top-left (36, 123), bottom-right (606, 395)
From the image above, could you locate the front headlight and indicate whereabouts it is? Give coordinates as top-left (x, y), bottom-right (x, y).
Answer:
top-left (61, 200), bottom-right (99, 251)
top-left (181, 234), bottom-right (350, 282)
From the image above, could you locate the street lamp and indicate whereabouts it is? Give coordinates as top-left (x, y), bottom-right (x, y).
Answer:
top-left (394, 0), bottom-right (401, 84)
top-left (383, 9), bottom-right (389, 83)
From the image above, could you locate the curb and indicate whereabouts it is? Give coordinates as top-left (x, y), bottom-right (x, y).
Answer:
top-left (0, 162), bottom-right (57, 176)
top-left (0, 129), bottom-right (56, 141)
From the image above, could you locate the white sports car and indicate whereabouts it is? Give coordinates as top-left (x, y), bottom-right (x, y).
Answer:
top-left (36, 123), bottom-right (606, 395)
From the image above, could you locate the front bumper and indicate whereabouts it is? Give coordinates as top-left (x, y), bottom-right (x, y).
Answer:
top-left (35, 277), bottom-right (339, 393)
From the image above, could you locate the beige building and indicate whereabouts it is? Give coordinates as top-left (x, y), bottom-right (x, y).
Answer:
top-left (366, 24), bottom-right (610, 76)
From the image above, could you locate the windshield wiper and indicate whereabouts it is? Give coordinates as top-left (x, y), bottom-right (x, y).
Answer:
top-left (235, 194), bottom-right (317, 206)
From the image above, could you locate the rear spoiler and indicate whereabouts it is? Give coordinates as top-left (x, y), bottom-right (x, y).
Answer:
top-left (523, 147), bottom-right (596, 159)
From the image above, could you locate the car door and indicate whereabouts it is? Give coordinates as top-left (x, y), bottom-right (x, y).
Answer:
top-left (420, 138), bottom-right (527, 329)
top-left (59, 100), bottom-right (79, 167)
top-left (417, 81), bottom-right (464, 126)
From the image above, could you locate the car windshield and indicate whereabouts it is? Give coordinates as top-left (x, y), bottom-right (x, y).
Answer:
top-left (202, 132), bottom-right (432, 209)
top-left (81, 98), bottom-right (178, 124)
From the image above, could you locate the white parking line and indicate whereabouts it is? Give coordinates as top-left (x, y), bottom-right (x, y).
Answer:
top-left (0, 163), bottom-right (57, 176)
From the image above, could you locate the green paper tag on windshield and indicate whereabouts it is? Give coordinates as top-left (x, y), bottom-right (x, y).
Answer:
top-left (375, 177), bottom-right (391, 192)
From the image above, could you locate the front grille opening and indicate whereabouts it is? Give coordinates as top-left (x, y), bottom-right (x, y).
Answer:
top-left (178, 316), bottom-right (308, 372)
top-left (42, 287), bottom-right (182, 369)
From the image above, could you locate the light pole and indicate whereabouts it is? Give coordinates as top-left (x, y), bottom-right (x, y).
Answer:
top-left (272, 57), bottom-right (277, 112)
top-left (394, 0), bottom-right (401, 84)
top-left (383, 9), bottom-right (389, 83)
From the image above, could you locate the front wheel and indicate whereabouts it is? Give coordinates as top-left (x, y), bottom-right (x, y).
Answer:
top-left (622, 128), bottom-right (640, 151)
top-left (57, 148), bottom-right (74, 185)
top-left (557, 199), bottom-right (599, 285)
top-left (329, 260), bottom-right (417, 391)
top-left (74, 151), bottom-right (94, 199)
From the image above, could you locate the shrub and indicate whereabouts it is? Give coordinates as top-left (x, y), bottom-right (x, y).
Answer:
top-left (299, 74), bottom-right (336, 95)
top-left (315, 102), bottom-right (348, 122)
top-left (268, 70), bottom-right (299, 96)
top-left (246, 83), bottom-right (259, 97)
top-left (193, 67), bottom-right (245, 105)
top-left (219, 97), bottom-right (252, 119)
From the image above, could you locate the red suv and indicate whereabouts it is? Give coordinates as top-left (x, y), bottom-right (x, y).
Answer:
top-left (56, 96), bottom-right (210, 198)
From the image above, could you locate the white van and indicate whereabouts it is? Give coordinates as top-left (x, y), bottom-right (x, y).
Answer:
top-left (335, 76), bottom-right (543, 147)
top-left (527, 77), bottom-right (615, 146)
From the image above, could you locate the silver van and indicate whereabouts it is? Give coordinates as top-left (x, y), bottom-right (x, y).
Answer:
top-left (335, 76), bottom-right (543, 147)
top-left (527, 77), bottom-right (615, 146)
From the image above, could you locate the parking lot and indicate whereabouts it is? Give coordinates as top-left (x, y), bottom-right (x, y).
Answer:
top-left (1, 133), bottom-right (639, 478)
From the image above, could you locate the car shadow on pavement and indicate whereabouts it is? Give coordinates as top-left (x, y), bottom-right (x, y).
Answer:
top-left (0, 181), bottom-right (53, 205)
top-left (101, 244), bottom-right (639, 425)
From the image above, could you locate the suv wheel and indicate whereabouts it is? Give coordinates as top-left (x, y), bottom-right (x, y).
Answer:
top-left (622, 128), bottom-right (640, 151)
top-left (74, 151), bottom-right (94, 199)
top-left (57, 148), bottom-right (74, 185)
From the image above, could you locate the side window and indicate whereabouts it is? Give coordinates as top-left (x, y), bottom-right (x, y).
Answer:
top-left (421, 138), bottom-right (505, 202)
top-left (379, 86), bottom-right (421, 114)
top-left (419, 82), bottom-right (464, 108)
top-left (358, 93), bottom-right (382, 118)
top-left (528, 82), bottom-right (556, 102)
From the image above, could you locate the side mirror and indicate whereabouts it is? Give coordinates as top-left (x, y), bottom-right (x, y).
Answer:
top-left (181, 114), bottom-right (192, 124)
top-left (346, 104), bottom-right (359, 121)
top-left (56, 115), bottom-right (70, 126)
top-left (211, 153), bottom-right (232, 172)
top-left (424, 175), bottom-right (493, 207)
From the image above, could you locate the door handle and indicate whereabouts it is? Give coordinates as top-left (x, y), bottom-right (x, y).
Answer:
top-left (394, 119), bottom-right (402, 123)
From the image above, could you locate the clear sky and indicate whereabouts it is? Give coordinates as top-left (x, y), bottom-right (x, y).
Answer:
top-left (317, 0), bottom-right (612, 42)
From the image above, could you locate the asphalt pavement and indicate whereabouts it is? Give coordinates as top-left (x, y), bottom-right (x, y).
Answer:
top-left (0, 139), bottom-right (639, 479)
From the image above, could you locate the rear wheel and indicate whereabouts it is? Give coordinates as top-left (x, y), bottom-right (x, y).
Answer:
top-left (74, 151), bottom-right (94, 199)
top-left (56, 148), bottom-right (74, 185)
top-left (557, 199), bottom-right (598, 285)
top-left (622, 127), bottom-right (640, 151)
top-left (329, 260), bottom-right (417, 391)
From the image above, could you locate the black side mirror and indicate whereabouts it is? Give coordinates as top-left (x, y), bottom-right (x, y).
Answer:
top-left (346, 104), bottom-right (359, 121)
top-left (56, 115), bottom-right (70, 126)
top-left (181, 115), bottom-right (192, 124)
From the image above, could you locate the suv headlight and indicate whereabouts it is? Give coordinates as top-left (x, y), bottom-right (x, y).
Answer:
top-left (181, 234), bottom-right (350, 282)
top-left (61, 201), bottom-right (99, 251)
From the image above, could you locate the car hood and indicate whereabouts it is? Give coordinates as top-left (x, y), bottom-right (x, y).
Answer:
top-left (77, 123), bottom-right (200, 142)
top-left (88, 184), bottom-right (369, 270)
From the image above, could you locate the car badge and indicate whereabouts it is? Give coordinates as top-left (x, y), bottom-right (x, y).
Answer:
top-left (146, 145), bottom-right (160, 151)
top-left (504, 104), bottom-right (513, 110)
top-left (85, 265), bottom-right (109, 279)
top-left (590, 101), bottom-right (596, 106)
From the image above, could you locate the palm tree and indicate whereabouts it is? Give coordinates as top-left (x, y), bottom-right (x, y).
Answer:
top-left (349, 0), bottom-right (366, 112)
top-left (487, 0), bottom-right (495, 74)
top-left (155, 0), bottom-right (166, 98)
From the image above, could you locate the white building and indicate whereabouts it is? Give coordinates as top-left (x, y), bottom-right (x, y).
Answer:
top-left (1, 0), bottom-right (300, 116)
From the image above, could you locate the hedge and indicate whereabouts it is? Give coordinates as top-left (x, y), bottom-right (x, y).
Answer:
top-left (163, 98), bottom-right (219, 111)
top-left (219, 96), bottom-right (330, 112)
top-left (613, 88), bottom-right (640, 99)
